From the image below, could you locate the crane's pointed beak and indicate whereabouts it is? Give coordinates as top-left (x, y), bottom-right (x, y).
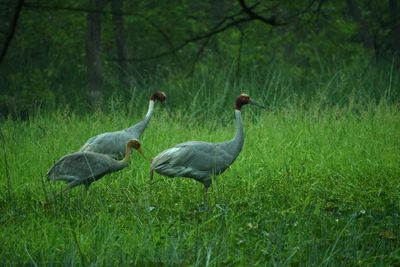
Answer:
top-left (160, 92), bottom-right (167, 104)
top-left (249, 99), bottom-right (266, 109)
top-left (137, 147), bottom-right (146, 159)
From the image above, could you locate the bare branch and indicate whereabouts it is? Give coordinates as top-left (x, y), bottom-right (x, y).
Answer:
top-left (23, 2), bottom-right (125, 16)
top-left (188, 38), bottom-right (213, 77)
top-left (238, 0), bottom-right (286, 26)
top-left (185, 16), bottom-right (254, 43)
top-left (20, 2), bottom-right (287, 63)
top-left (283, 0), bottom-right (319, 22)
top-left (22, 2), bottom-right (175, 54)
top-left (122, 16), bottom-right (255, 62)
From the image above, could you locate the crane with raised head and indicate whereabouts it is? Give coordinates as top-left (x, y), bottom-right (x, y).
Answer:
top-left (47, 139), bottom-right (144, 192)
top-left (80, 91), bottom-right (166, 159)
top-left (150, 93), bottom-right (265, 195)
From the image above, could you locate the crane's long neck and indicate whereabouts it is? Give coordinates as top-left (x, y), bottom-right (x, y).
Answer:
top-left (126, 100), bottom-right (155, 137)
top-left (144, 100), bottom-right (155, 118)
top-left (120, 144), bottom-right (133, 164)
top-left (227, 109), bottom-right (244, 158)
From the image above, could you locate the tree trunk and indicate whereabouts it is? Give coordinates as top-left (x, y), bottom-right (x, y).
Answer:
top-left (86, 0), bottom-right (104, 108)
top-left (111, 0), bottom-right (131, 87)
top-left (346, 0), bottom-right (374, 49)
top-left (388, 0), bottom-right (400, 56)
top-left (0, 0), bottom-right (24, 65)
top-left (209, 0), bottom-right (225, 60)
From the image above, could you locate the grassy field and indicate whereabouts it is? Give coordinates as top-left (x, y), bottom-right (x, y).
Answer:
top-left (1, 96), bottom-right (400, 265)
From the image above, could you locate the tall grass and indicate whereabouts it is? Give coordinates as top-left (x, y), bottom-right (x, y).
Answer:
top-left (1, 63), bottom-right (399, 265)
top-left (153, 57), bottom-right (399, 115)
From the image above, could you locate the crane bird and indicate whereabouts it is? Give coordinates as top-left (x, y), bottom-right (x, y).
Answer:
top-left (150, 93), bottom-right (265, 195)
top-left (47, 139), bottom-right (144, 192)
top-left (80, 91), bottom-right (166, 159)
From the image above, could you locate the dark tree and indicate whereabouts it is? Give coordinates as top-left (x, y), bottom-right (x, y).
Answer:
top-left (86, 0), bottom-right (105, 107)
top-left (0, 0), bottom-right (24, 65)
top-left (388, 0), bottom-right (400, 56)
top-left (346, 0), bottom-right (374, 49)
top-left (112, 0), bottom-right (130, 87)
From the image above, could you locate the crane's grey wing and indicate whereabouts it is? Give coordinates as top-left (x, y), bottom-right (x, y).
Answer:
top-left (80, 132), bottom-right (117, 152)
top-left (80, 133), bottom-right (104, 152)
top-left (80, 131), bottom-right (131, 160)
top-left (151, 141), bottom-right (233, 179)
top-left (47, 152), bottom-right (117, 186)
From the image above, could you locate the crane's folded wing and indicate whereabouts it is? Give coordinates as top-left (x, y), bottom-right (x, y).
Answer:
top-left (48, 152), bottom-right (117, 181)
top-left (151, 141), bottom-right (233, 177)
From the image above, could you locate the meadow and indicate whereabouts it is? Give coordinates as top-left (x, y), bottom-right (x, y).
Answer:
top-left (1, 65), bottom-right (400, 265)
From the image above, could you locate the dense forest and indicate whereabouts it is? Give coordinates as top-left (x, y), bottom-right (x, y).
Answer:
top-left (1, 0), bottom-right (399, 116)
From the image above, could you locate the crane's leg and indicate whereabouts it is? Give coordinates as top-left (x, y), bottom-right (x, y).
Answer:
top-left (148, 169), bottom-right (155, 201)
top-left (150, 169), bottom-right (154, 182)
top-left (203, 179), bottom-right (211, 206)
top-left (57, 185), bottom-right (72, 196)
top-left (43, 185), bottom-right (71, 206)
top-left (203, 186), bottom-right (209, 204)
top-left (83, 184), bottom-right (90, 197)
top-left (55, 179), bottom-right (79, 198)
top-left (195, 185), bottom-right (210, 212)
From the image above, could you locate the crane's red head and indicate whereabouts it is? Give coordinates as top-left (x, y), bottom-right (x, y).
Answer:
top-left (235, 93), bottom-right (251, 110)
top-left (235, 93), bottom-right (266, 110)
top-left (127, 139), bottom-right (141, 149)
top-left (127, 139), bottom-right (145, 157)
top-left (150, 91), bottom-right (167, 102)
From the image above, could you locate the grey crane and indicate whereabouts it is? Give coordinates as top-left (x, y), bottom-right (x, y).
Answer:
top-left (150, 93), bottom-right (265, 194)
top-left (47, 139), bottom-right (144, 192)
top-left (80, 91), bottom-right (166, 159)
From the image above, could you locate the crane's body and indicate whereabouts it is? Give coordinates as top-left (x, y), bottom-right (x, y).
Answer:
top-left (80, 91), bottom-right (166, 160)
top-left (47, 140), bottom-right (143, 190)
top-left (150, 94), bottom-right (263, 190)
top-left (47, 152), bottom-right (127, 188)
top-left (80, 121), bottom-right (147, 160)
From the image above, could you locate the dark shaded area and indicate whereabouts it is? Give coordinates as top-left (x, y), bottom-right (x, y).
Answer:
top-left (0, 0), bottom-right (399, 117)
top-left (0, 0), bottom-right (24, 64)
top-left (86, 0), bottom-right (105, 107)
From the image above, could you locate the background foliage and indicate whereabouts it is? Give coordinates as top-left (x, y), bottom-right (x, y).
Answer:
top-left (0, 0), bottom-right (399, 116)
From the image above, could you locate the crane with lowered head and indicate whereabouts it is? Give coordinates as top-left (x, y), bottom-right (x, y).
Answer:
top-left (48, 139), bottom-right (144, 193)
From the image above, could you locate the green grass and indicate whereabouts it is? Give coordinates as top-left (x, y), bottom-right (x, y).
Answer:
top-left (1, 97), bottom-right (399, 266)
